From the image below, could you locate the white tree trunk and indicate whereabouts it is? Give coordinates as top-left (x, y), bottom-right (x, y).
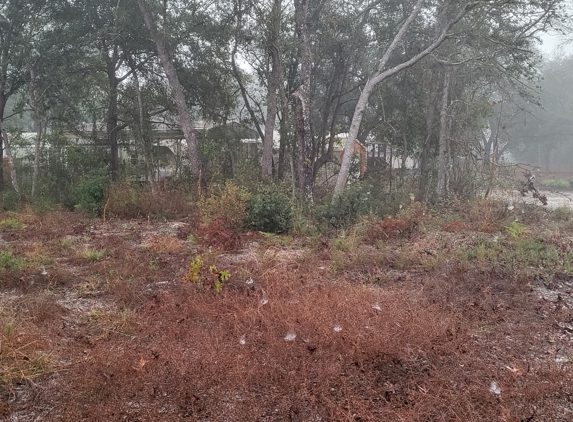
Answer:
top-left (333, 0), bottom-right (477, 199)
top-left (137, 0), bottom-right (200, 176)
top-left (437, 68), bottom-right (451, 199)
top-left (1, 129), bottom-right (19, 195)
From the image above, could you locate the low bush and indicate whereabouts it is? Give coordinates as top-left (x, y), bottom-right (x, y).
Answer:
top-left (314, 179), bottom-right (409, 230)
top-left (541, 178), bottom-right (569, 189)
top-left (0, 250), bottom-right (25, 271)
top-left (199, 181), bottom-right (250, 230)
top-left (105, 181), bottom-right (194, 219)
top-left (244, 186), bottom-right (292, 234)
top-left (74, 169), bottom-right (109, 216)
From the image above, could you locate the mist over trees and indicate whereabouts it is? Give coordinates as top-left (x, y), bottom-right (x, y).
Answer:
top-left (506, 55), bottom-right (573, 171)
top-left (0, 0), bottom-right (570, 210)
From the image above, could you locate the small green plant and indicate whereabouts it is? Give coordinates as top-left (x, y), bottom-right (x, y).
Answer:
top-left (82, 247), bottom-right (106, 262)
top-left (0, 250), bottom-right (25, 271)
top-left (183, 255), bottom-right (230, 292)
top-left (0, 218), bottom-right (27, 231)
top-left (209, 265), bottom-right (230, 292)
top-left (505, 221), bottom-right (528, 238)
top-left (186, 234), bottom-right (196, 244)
top-left (4, 322), bottom-right (14, 338)
top-left (183, 255), bottom-right (203, 283)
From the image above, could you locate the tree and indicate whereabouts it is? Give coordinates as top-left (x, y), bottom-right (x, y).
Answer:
top-left (137, 0), bottom-right (201, 176)
top-left (333, 0), bottom-right (566, 200)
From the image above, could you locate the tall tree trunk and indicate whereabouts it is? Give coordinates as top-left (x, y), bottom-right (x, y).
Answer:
top-left (437, 67), bottom-right (451, 200)
top-left (293, 0), bottom-right (313, 198)
top-left (106, 60), bottom-right (120, 181)
top-left (129, 59), bottom-right (157, 193)
top-left (263, 46), bottom-right (280, 179)
top-left (0, 127), bottom-right (18, 195)
top-left (262, 0), bottom-right (282, 179)
top-left (417, 66), bottom-right (438, 202)
top-left (29, 68), bottom-right (43, 200)
top-left (31, 120), bottom-right (43, 199)
top-left (137, 0), bottom-right (201, 176)
top-left (0, 92), bottom-right (6, 193)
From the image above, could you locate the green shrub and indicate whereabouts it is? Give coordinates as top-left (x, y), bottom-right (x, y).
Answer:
top-left (75, 169), bottom-right (109, 216)
top-left (0, 218), bottom-right (27, 231)
top-left (314, 180), bottom-right (408, 230)
top-left (245, 187), bottom-right (293, 234)
top-left (199, 181), bottom-right (250, 229)
top-left (541, 178), bottom-right (569, 189)
top-left (0, 251), bottom-right (25, 271)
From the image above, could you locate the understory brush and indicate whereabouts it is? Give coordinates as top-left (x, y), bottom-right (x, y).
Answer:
top-left (105, 181), bottom-right (195, 219)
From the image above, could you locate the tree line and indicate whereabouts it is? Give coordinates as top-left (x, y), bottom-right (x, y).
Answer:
top-left (0, 0), bottom-right (568, 208)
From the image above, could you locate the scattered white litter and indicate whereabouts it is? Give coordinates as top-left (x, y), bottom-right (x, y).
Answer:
top-left (372, 303), bottom-right (381, 311)
top-left (239, 335), bottom-right (246, 345)
top-left (489, 381), bottom-right (501, 395)
top-left (41, 266), bottom-right (48, 276)
top-left (246, 277), bottom-right (254, 285)
top-left (334, 326), bottom-right (342, 332)
top-left (284, 333), bottom-right (296, 341)
top-left (261, 289), bottom-right (268, 305)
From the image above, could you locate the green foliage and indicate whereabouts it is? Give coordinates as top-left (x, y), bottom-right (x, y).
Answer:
top-left (0, 218), bottom-right (27, 231)
top-left (0, 250), bottom-right (25, 271)
top-left (505, 221), bottom-right (528, 238)
top-left (541, 179), bottom-right (569, 189)
top-left (459, 236), bottom-right (562, 271)
top-left (183, 255), bottom-right (230, 292)
top-left (82, 247), bottom-right (106, 262)
top-left (199, 182), bottom-right (250, 229)
top-left (314, 180), bottom-right (408, 230)
top-left (245, 186), bottom-right (293, 234)
top-left (74, 169), bottom-right (110, 216)
top-left (183, 255), bottom-right (203, 283)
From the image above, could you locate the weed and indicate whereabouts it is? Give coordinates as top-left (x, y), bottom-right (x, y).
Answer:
top-left (199, 181), bottom-right (250, 230)
top-left (82, 247), bottom-right (106, 262)
top-left (186, 234), bottom-right (196, 244)
top-left (0, 250), bottom-right (25, 271)
top-left (183, 255), bottom-right (203, 284)
top-left (0, 218), bottom-right (27, 231)
top-left (183, 255), bottom-right (230, 292)
top-left (149, 259), bottom-right (160, 270)
top-left (505, 221), bottom-right (528, 238)
top-left (553, 206), bottom-right (573, 221)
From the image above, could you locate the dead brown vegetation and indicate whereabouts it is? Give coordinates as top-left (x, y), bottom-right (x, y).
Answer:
top-left (1, 205), bottom-right (572, 421)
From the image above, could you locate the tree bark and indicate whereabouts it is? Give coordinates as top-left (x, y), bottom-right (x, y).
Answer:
top-left (437, 67), bottom-right (451, 200)
top-left (104, 48), bottom-right (120, 181)
top-left (137, 0), bottom-right (201, 176)
top-left (293, 0), bottom-right (313, 198)
top-left (0, 126), bottom-right (18, 195)
top-left (263, 45), bottom-right (280, 179)
top-left (129, 58), bottom-right (157, 193)
top-left (29, 68), bottom-right (43, 200)
top-left (0, 92), bottom-right (6, 193)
